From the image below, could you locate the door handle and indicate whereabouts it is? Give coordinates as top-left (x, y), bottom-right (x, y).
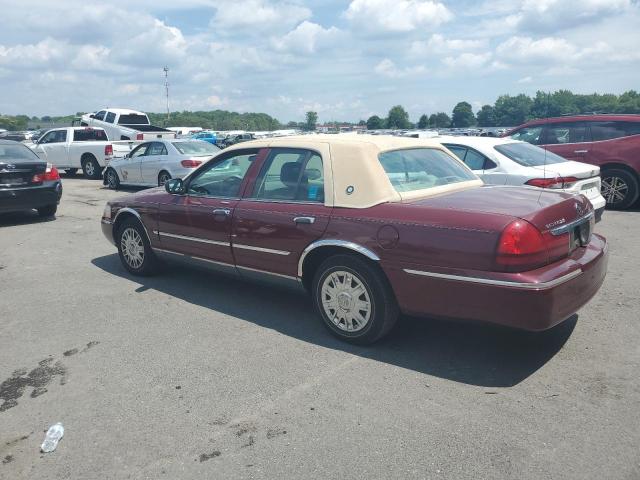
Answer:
top-left (293, 216), bottom-right (315, 224)
top-left (574, 150), bottom-right (589, 154)
top-left (213, 208), bottom-right (231, 216)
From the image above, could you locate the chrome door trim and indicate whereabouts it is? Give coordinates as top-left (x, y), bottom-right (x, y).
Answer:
top-left (403, 268), bottom-right (582, 290)
top-left (549, 211), bottom-right (594, 236)
top-left (153, 247), bottom-right (235, 268)
top-left (236, 264), bottom-right (300, 281)
top-left (153, 230), bottom-right (231, 247)
top-left (297, 239), bottom-right (380, 277)
top-left (233, 244), bottom-right (290, 255)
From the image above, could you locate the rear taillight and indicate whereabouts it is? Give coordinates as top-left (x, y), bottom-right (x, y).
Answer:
top-left (181, 159), bottom-right (203, 168)
top-left (105, 144), bottom-right (113, 156)
top-left (32, 163), bottom-right (60, 183)
top-left (496, 220), bottom-right (548, 271)
top-left (136, 133), bottom-right (144, 140)
top-left (526, 176), bottom-right (579, 189)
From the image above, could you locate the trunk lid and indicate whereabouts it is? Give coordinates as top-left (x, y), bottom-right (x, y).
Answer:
top-left (0, 161), bottom-right (46, 187)
top-left (407, 184), bottom-right (592, 234)
top-left (529, 160), bottom-right (600, 180)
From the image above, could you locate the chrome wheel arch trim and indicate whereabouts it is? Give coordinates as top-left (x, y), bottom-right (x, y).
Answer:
top-left (112, 207), bottom-right (152, 245)
top-left (297, 239), bottom-right (381, 278)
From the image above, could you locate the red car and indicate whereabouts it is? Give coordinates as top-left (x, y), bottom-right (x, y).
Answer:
top-left (505, 114), bottom-right (640, 210)
top-left (101, 136), bottom-right (608, 344)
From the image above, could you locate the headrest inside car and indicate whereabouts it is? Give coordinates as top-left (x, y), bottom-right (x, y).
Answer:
top-left (280, 162), bottom-right (302, 184)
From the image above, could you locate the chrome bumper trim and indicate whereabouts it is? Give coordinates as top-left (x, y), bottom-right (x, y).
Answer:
top-left (403, 268), bottom-right (583, 290)
top-left (233, 244), bottom-right (290, 256)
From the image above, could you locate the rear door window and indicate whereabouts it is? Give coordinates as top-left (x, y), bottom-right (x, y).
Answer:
top-left (251, 148), bottom-right (325, 203)
top-left (543, 122), bottom-right (588, 144)
top-left (105, 112), bottom-right (116, 124)
top-left (589, 121), bottom-right (640, 141)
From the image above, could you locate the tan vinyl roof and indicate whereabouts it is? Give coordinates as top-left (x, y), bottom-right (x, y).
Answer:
top-left (223, 134), bottom-right (483, 208)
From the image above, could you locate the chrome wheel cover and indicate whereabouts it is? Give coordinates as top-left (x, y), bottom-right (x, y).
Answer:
top-left (85, 161), bottom-right (95, 176)
top-left (120, 227), bottom-right (145, 269)
top-left (321, 270), bottom-right (372, 332)
top-left (107, 170), bottom-right (117, 187)
top-left (601, 175), bottom-right (628, 205)
top-left (158, 173), bottom-right (170, 186)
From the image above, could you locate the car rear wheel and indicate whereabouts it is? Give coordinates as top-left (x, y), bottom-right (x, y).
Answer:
top-left (37, 204), bottom-right (57, 217)
top-left (158, 171), bottom-right (171, 186)
top-left (312, 254), bottom-right (399, 344)
top-left (82, 155), bottom-right (102, 179)
top-left (601, 168), bottom-right (639, 210)
top-left (116, 219), bottom-right (159, 276)
top-left (105, 168), bottom-right (120, 190)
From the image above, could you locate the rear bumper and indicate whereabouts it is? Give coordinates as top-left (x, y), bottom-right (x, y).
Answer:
top-left (0, 181), bottom-right (62, 213)
top-left (595, 206), bottom-right (605, 223)
top-left (387, 234), bottom-right (608, 331)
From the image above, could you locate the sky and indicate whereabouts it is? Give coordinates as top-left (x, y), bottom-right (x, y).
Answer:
top-left (0, 0), bottom-right (639, 123)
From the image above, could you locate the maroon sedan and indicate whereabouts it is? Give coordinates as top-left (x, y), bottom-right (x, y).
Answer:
top-left (101, 136), bottom-right (608, 344)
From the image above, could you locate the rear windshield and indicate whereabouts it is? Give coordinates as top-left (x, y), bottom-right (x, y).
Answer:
top-left (73, 128), bottom-right (108, 142)
top-left (378, 148), bottom-right (476, 193)
top-left (118, 114), bottom-right (149, 125)
top-left (172, 141), bottom-right (220, 156)
top-left (494, 142), bottom-right (567, 166)
top-left (0, 143), bottom-right (41, 162)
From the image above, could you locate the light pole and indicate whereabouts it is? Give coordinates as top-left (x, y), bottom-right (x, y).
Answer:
top-left (163, 66), bottom-right (170, 122)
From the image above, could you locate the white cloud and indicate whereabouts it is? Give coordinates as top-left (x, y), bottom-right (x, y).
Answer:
top-left (374, 58), bottom-right (426, 78)
top-left (272, 21), bottom-right (341, 54)
top-left (211, 0), bottom-right (311, 33)
top-left (344, 0), bottom-right (452, 33)
top-left (410, 33), bottom-right (486, 56)
top-left (442, 52), bottom-right (492, 70)
top-left (517, 76), bottom-right (533, 84)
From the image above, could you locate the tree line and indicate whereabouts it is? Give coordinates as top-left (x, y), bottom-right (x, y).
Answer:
top-left (1, 90), bottom-right (639, 132)
top-left (367, 90), bottom-right (640, 130)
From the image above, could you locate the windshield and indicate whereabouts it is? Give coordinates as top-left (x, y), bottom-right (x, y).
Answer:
top-left (494, 142), bottom-right (567, 167)
top-left (173, 141), bottom-right (220, 156)
top-left (118, 114), bottom-right (149, 125)
top-left (0, 143), bottom-right (41, 162)
top-left (378, 148), bottom-right (477, 193)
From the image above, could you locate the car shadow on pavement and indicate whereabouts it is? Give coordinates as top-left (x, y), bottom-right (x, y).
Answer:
top-left (92, 254), bottom-right (577, 388)
top-left (0, 210), bottom-right (56, 227)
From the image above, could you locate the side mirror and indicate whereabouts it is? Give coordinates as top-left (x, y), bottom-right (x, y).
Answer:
top-left (165, 178), bottom-right (185, 194)
top-left (123, 153), bottom-right (130, 159)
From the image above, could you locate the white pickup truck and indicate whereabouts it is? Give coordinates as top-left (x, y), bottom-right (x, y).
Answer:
top-left (81, 108), bottom-right (176, 141)
top-left (28, 127), bottom-right (114, 179)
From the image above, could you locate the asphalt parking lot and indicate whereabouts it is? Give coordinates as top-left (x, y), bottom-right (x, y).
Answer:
top-left (1, 177), bottom-right (639, 479)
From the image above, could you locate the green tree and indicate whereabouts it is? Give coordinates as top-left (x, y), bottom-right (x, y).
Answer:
top-left (493, 94), bottom-right (533, 126)
top-left (429, 112), bottom-right (451, 128)
top-left (366, 115), bottom-right (385, 130)
top-left (305, 111), bottom-right (318, 131)
top-left (386, 105), bottom-right (410, 129)
top-left (417, 114), bottom-right (429, 129)
top-left (451, 102), bottom-right (477, 127)
top-left (476, 105), bottom-right (497, 127)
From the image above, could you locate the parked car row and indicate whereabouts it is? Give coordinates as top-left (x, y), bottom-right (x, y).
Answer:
top-left (100, 135), bottom-right (608, 345)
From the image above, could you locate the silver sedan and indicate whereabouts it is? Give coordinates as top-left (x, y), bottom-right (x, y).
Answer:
top-left (103, 139), bottom-right (220, 189)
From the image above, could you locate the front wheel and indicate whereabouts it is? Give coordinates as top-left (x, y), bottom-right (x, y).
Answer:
top-left (601, 168), bottom-right (639, 210)
top-left (105, 168), bottom-right (120, 190)
top-left (116, 219), bottom-right (159, 276)
top-left (312, 254), bottom-right (399, 345)
top-left (158, 171), bottom-right (171, 186)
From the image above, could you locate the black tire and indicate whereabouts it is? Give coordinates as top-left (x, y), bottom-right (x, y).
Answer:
top-left (37, 204), bottom-right (57, 217)
top-left (601, 168), bottom-right (639, 210)
top-left (158, 171), bottom-right (171, 186)
top-left (65, 168), bottom-right (78, 176)
top-left (81, 155), bottom-right (102, 179)
top-left (312, 254), bottom-right (399, 345)
top-left (105, 168), bottom-right (120, 190)
top-left (116, 218), bottom-right (159, 276)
